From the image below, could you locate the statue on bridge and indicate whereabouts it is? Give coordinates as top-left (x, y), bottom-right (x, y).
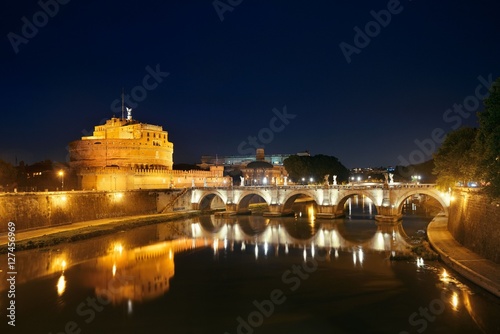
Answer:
top-left (324, 174), bottom-right (330, 186)
top-left (240, 176), bottom-right (245, 187)
top-left (333, 175), bottom-right (337, 186)
top-left (389, 173), bottom-right (394, 185)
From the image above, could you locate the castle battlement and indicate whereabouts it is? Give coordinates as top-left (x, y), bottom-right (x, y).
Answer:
top-left (69, 116), bottom-right (227, 190)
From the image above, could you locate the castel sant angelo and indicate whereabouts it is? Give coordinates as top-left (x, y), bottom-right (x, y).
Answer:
top-left (68, 108), bottom-right (226, 191)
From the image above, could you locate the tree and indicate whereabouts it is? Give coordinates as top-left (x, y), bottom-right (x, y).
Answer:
top-left (283, 154), bottom-right (349, 184)
top-left (475, 77), bottom-right (500, 197)
top-left (433, 127), bottom-right (477, 190)
top-left (0, 159), bottom-right (17, 189)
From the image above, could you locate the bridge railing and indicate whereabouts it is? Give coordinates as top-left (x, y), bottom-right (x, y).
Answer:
top-left (192, 183), bottom-right (437, 190)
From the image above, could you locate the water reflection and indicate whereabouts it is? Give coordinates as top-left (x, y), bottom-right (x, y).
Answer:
top-left (0, 215), bottom-right (414, 294)
top-left (0, 212), bottom-right (499, 333)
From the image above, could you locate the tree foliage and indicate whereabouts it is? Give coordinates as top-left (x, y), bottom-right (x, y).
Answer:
top-left (283, 154), bottom-right (349, 184)
top-left (433, 76), bottom-right (500, 197)
top-left (475, 77), bottom-right (500, 197)
top-left (433, 127), bottom-right (477, 190)
top-left (0, 159), bottom-right (17, 188)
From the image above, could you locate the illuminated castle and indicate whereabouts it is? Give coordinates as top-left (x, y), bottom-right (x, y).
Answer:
top-left (69, 109), bottom-right (225, 190)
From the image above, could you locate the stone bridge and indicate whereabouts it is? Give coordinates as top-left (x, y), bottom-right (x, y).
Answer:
top-left (191, 183), bottom-right (451, 222)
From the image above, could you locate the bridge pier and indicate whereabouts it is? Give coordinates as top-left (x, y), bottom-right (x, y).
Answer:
top-left (263, 204), bottom-right (294, 217)
top-left (316, 205), bottom-right (345, 219)
top-left (375, 206), bottom-right (402, 223)
top-left (214, 203), bottom-right (251, 217)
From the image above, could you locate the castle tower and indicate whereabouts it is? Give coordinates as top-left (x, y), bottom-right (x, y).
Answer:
top-left (68, 116), bottom-right (174, 190)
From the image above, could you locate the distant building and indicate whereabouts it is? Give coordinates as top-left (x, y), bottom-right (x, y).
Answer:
top-left (201, 148), bottom-right (288, 186)
top-left (199, 149), bottom-right (310, 169)
top-left (69, 114), bottom-right (227, 190)
top-left (199, 152), bottom-right (290, 169)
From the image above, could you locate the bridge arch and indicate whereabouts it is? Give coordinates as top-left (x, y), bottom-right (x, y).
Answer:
top-left (197, 215), bottom-right (229, 234)
top-left (195, 189), bottom-right (227, 211)
top-left (280, 189), bottom-right (322, 213)
top-left (236, 191), bottom-right (271, 212)
top-left (336, 192), bottom-right (380, 217)
top-left (393, 188), bottom-right (449, 216)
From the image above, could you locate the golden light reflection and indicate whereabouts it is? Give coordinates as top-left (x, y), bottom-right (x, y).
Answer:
top-left (307, 205), bottom-right (315, 221)
top-left (57, 274), bottom-right (66, 296)
top-left (52, 256), bottom-right (68, 273)
top-left (113, 243), bottom-right (124, 255)
top-left (127, 299), bottom-right (133, 315)
top-left (374, 232), bottom-right (385, 251)
top-left (441, 269), bottom-right (449, 282)
top-left (112, 263), bottom-right (117, 277)
top-left (451, 292), bottom-right (459, 311)
top-left (213, 238), bottom-right (218, 254)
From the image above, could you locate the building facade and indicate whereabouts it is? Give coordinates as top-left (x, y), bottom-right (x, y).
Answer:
top-left (69, 116), bottom-right (227, 190)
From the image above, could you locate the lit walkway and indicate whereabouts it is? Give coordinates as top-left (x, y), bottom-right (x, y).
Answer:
top-left (428, 215), bottom-right (500, 298)
top-left (0, 212), bottom-right (196, 248)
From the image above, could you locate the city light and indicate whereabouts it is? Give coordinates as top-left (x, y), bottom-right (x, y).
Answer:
top-left (58, 170), bottom-right (64, 190)
top-left (451, 292), bottom-right (459, 311)
top-left (57, 274), bottom-right (66, 296)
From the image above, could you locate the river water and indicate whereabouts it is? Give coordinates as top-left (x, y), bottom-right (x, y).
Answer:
top-left (1, 198), bottom-right (500, 334)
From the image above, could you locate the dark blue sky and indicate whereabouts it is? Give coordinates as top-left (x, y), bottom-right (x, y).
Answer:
top-left (1, 0), bottom-right (499, 168)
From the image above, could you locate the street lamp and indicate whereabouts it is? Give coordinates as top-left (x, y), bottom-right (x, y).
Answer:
top-left (58, 170), bottom-right (64, 190)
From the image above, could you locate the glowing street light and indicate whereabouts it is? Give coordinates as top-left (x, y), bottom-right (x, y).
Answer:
top-left (58, 170), bottom-right (64, 190)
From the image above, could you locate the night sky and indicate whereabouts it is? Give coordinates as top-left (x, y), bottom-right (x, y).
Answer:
top-left (1, 0), bottom-right (499, 168)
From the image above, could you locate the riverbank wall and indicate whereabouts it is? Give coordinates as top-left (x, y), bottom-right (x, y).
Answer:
top-left (0, 189), bottom-right (193, 233)
top-left (447, 188), bottom-right (500, 264)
